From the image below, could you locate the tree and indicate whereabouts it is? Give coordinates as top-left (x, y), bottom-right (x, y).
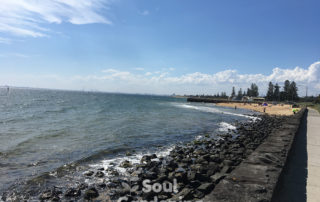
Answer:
top-left (289, 81), bottom-right (298, 101)
top-left (274, 83), bottom-right (280, 101)
top-left (283, 80), bottom-right (291, 101)
top-left (231, 86), bottom-right (236, 97)
top-left (266, 82), bottom-right (274, 101)
top-left (250, 83), bottom-right (259, 97)
top-left (247, 88), bottom-right (252, 97)
top-left (237, 88), bottom-right (243, 100)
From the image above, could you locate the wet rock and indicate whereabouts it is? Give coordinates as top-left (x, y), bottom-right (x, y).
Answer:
top-left (84, 187), bottom-right (99, 200)
top-left (141, 155), bottom-right (151, 163)
top-left (83, 170), bottom-right (94, 176)
top-left (97, 183), bottom-right (107, 189)
top-left (64, 188), bottom-right (81, 197)
top-left (95, 171), bottom-right (105, 178)
top-left (39, 189), bottom-right (61, 200)
top-left (120, 160), bottom-right (132, 168)
top-left (78, 183), bottom-right (88, 190)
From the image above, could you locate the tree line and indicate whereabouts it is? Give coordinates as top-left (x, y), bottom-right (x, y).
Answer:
top-left (266, 80), bottom-right (298, 101)
top-left (209, 80), bottom-right (299, 102)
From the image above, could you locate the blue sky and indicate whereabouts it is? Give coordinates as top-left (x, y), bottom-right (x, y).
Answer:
top-left (0, 0), bottom-right (320, 95)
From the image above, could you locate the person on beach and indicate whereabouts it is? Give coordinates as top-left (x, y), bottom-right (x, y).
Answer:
top-left (263, 107), bottom-right (266, 113)
top-left (235, 105), bottom-right (237, 110)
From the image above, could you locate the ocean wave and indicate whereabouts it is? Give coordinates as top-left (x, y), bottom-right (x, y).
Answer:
top-left (218, 122), bottom-right (237, 132)
top-left (88, 146), bottom-right (175, 177)
top-left (174, 103), bottom-right (259, 121)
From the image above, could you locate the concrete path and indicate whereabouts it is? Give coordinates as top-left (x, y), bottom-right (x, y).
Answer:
top-left (306, 108), bottom-right (320, 202)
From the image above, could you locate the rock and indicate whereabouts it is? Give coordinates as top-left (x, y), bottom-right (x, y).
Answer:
top-left (78, 183), bottom-right (88, 190)
top-left (189, 180), bottom-right (201, 188)
top-left (174, 172), bottom-right (188, 183)
top-left (39, 190), bottom-right (53, 200)
top-left (223, 160), bottom-right (234, 166)
top-left (195, 173), bottom-right (210, 182)
top-left (97, 167), bottom-right (104, 171)
top-left (210, 155), bottom-right (222, 163)
top-left (221, 166), bottom-right (233, 173)
top-left (120, 160), bottom-right (132, 168)
top-left (95, 171), bottom-right (105, 178)
top-left (187, 171), bottom-right (196, 181)
top-left (64, 188), bottom-right (81, 197)
top-left (107, 169), bottom-right (119, 176)
top-left (141, 155), bottom-right (151, 163)
top-left (150, 154), bottom-right (157, 159)
top-left (170, 188), bottom-right (193, 201)
top-left (84, 188), bottom-right (99, 200)
top-left (39, 188), bottom-right (61, 200)
top-left (210, 173), bottom-right (226, 184)
top-left (197, 182), bottom-right (214, 194)
top-left (83, 170), bottom-right (94, 176)
top-left (97, 183), bottom-right (107, 189)
top-left (193, 189), bottom-right (205, 199)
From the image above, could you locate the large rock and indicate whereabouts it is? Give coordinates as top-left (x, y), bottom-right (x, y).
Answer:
top-left (84, 187), bottom-right (99, 199)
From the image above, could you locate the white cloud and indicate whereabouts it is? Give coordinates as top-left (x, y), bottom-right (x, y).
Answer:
top-left (0, 0), bottom-right (111, 38)
top-left (1, 62), bottom-right (320, 95)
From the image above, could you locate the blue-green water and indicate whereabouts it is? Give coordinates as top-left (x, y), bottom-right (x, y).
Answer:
top-left (0, 88), bottom-right (256, 193)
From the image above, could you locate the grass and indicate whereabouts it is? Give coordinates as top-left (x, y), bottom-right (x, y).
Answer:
top-left (298, 102), bottom-right (320, 113)
top-left (311, 104), bottom-right (320, 113)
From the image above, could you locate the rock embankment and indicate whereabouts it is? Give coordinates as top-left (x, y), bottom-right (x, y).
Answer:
top-left (3, 111), bottom-right (304, 202)
top-left (203, 108), bottom-right (306, 202)
top-left (15, 114), bottom-right (287, 202)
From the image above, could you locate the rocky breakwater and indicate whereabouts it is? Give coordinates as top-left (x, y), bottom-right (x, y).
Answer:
top-left (4, 114), bottom-right (288, 202)
top-left (203, 108), bottom-right (306, 202)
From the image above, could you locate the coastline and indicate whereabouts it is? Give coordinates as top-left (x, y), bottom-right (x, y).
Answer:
top-left (3, 113), bottom-right (287, 201)
top-left (216, 102), bottom-right (299, 116)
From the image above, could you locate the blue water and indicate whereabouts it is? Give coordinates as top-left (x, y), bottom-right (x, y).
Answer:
top-left (0, 88), bottom-right (255, 193)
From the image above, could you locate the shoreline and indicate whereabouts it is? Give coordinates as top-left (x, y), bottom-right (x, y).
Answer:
top-left (3, 113), bottom-right (286, 201)
top-left (216, 102), bottom-right (300, 116)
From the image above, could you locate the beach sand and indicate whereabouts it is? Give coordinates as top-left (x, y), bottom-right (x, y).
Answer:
top-left (216, 102), bottom-right (300, 116)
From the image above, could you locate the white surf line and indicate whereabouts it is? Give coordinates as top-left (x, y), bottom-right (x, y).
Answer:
top-left (175, 103), bottom-right (260, 121)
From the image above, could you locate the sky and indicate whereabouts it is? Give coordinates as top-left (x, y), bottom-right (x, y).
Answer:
top-left (0, 0), bottom-right (320, 96)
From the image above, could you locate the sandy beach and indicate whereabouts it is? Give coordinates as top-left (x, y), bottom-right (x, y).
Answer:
top-left (216, 102), bottom-right (300, 116)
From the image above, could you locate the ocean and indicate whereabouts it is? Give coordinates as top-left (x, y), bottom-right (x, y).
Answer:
top-left (0, 88), bottom-right (257, 196)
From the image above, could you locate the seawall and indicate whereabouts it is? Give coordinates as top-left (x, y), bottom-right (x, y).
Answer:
top-left (204, 108), bottom-right (306, 201)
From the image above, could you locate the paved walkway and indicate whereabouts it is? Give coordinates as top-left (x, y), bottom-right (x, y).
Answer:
top-left (306, 108), bottom-right (320, 202)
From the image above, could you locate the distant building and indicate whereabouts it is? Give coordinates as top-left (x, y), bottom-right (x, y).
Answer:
top-left (242, 96), bottom-right (265, 102)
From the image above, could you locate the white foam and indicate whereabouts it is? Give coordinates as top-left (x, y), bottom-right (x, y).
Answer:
top-left (218, 122), bottom-right (237, 132)
top-left (174, 103), bottom-right (260, 121)
top-left (89, 146), bottom-right (175, 177)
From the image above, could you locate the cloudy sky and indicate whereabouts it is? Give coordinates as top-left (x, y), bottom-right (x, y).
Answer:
top-left (0, 0), bottom-right (319, 95)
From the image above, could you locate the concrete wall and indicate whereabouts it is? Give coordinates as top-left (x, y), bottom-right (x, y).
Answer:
top-left (203, 108), bottom-right (306, 202)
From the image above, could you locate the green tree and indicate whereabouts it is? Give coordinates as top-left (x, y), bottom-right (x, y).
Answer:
top-left (274, 83), bottom-right (280, 101)
top-left (250, 83), bottom-right (259, 97)
top-left (283, 80), bottom-right (291, 101)
top-left (247, 88), bottom-right (252, 97)
top-left (231, 86), bottom-right (236, 97)
top-left (289, 81), bottom-right (298, 101)
top-left (237, 88), bottom-right (243, 100)
top-left (266, 82), bottom-right (274, 101)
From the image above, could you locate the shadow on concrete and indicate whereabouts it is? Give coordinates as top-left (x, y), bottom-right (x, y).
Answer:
top-left (272, 110), bottom-right (308, 202)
